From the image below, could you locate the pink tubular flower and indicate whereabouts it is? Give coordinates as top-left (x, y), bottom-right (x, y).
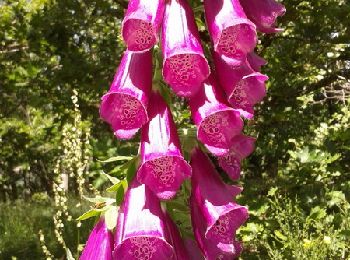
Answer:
top-left (137, 91), bottom-right (192, 200)
top-left (213, 52), bottom-right (268, 119)
top-left (162, 0), bottom-right (210, 97)
top-left (122, 0), bottom-right (165, 51)
top-left (247, 52), bottom-right (267, 72)
top-left (114, 180), bottom-right (174, 259)
top-left (190, 148), bottom-right (248, 259)
top-left (218, 135), bottom-right (256, 180)
top-left (99, 50), bottom-right (152, 139)
top-left (189, 74), bottom-right (243, 156)
top-left (240, 0), bottom-right (286, 34)
top-left (80, 218), bottom-right (113, 260)
top-left (204, 0), bottom-right (257, 64)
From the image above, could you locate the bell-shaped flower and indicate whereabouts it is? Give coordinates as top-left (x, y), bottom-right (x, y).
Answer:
top-left (204, 0), bottom-right (257, 64)
top-left (240, 0), bottom-right (286, 34)
top-left (213, 52), bottom-right (268, 119)
top-left (100, 50), bottom-right (152, 139)
top-left (137, 91), bottom-right (192, 200)
top-left (218, 135), bottom-right (256, 180)
top-left (122, 0), bottom-right (165, 51)
top-left (247, 52), bottom-right (267, 72)
top-left (191, 200), bottom-right (243, 260)
top-left (189, 74), bottom-right (243, 156)
top-left (113, 180), bottom-right (174, 259)
top-left (80, 217), bottom-right (114, 260)
top-left (190, 148), bottom-right (248, 259)
top-left (162, 0), bottom-right (210, 97)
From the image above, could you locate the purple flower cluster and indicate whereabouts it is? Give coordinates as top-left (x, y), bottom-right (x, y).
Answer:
top-left (82, 0), bottom-right (285, 259)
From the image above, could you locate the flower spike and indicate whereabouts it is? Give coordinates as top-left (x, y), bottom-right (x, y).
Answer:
top-left (204, 0), bottom-right (257, 64)
top-left (122, 0), bottom-right (166, 51)
top-left (137, 91), bottom-right (192, 200)
top-left (189, 74), bottom-right (243, 156)
top-left (99, 50), bottom-right (152, 140)
top-left (162, 0), bottom-right (210, 97)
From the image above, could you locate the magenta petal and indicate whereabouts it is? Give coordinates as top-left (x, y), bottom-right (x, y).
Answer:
top-left (247, 52), bottom-right (267, 72)
top-left (218, 135), bottom-right (255, 180)
top-left (191, 195), bottom-right (244, 260)
top-left (189, 74), bottom-right (243, 156)
top-left (165, 214), bottom-right (191, 260)
top-left (184, 239), bottom-right (205, 260)
top-left (122, 0), bottom-right (165, 51)
top-left (240, 0), bottom-right (286, 34)
top-left (80, 218), bottom-right (113, 260)
top-left (162, 0), bottom-right (210, 97)
top-left (214, 52), bottom-right (268, 119)
top-left (114, 180), bottom-right (174, 259)
top-left (204, 0), bottom-right (257, 63)
top-left (99, 51), bottom-right (152, 139)
top-left (137, 91), bottom-right (192, 200)
top-left (190, 148), bottom-right (248, 258)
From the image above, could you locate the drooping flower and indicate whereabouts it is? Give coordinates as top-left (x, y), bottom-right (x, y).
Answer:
top-left (190, 148), bottom-right (248, 259)
top-left (204, 0), bottom-right (257, 65)
top-left (162, 0), bottom-right (210, 97)
top-left (240, 0), bottom-right (286, 34)
top-left (137, 91), bottom-right (192, 200)
top-left (189, 74), bottom-right (243, 156)
top-left (213, 52), bottom-right (268, 119)
top-left (122, 0), bottom-right (166, 51)
top-left (164, 213), bottom-right (191, 260)
top-left (247, 52), bottom-right (267, 72)
top-left (218, 135), bottom-right (256, 180)
top-left (99, 50), bottom-right (152, 139)
top-left (80, 217), bottom-right (114, 260)
top-left (113, 180), bottom-right (174, 259)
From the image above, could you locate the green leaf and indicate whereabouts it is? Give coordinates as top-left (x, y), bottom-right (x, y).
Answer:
top-left (82, 195), bottom-right (115, 205)
top-left (104, 206), bottom-right (119, 230)
top-left (274, 230), bottom-right (287, 241)
top-left (98, 156), bottom-right (134, 163)
top-left (76, 208), bottom-right (104, 221)
top-left (106, 179), bottom-right (127, 193)
top-left (100, 171), bottom-right (120, 185)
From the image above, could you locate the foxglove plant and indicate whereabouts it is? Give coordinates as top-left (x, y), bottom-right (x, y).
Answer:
top-left (189, 74), bottom-right (243, 156)
top-left (137, 91), bottom-right (192, 200)
top-left (204, 0), bottom-right (257, 65)
top-left (90, 1), bottom-right (286, 259)
top-left (80, 218), bottom-right (114, 260)
top-left (113, 180), bottom-right (174, 259)
top-left (162, 0), bottom-right (210, 97)
top-left (190, 148), bottom-right (248, 259)
top-left (218, 135), bottom-right (256, 180)
top-left (240, 0), bottom-right (286, 34)
top-left (99, 50), bottom-right (152, 139)
top-left (122, 0), bottom-right (166, 51)
top-left (213, 51), bottom-right (268, 119)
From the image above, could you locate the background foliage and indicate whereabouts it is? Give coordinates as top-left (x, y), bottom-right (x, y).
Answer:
top-left (0, 0), bottom-right (349, 259)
